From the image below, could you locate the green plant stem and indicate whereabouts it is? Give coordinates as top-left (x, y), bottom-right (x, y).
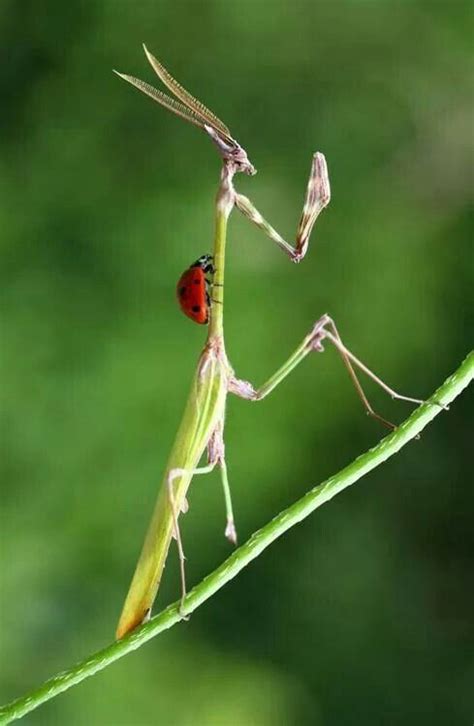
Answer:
top-left (1, 352), bottom-right (472, 724)
top-left (207, 163), bottom-right (234, 340)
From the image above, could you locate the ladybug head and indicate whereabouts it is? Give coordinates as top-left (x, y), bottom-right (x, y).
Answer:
top-left (191, 254), bottom-right (214, 274)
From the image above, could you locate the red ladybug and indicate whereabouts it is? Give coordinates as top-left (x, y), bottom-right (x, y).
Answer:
top-left (176, 254), bottom-right (215, 324)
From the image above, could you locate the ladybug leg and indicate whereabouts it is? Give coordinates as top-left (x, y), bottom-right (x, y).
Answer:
top-left (206, 284), bottom-right (223, 307)
top-left (234, 152), bottom-right (330, 263)
top-left (228, 314), bottom-right (443, 431)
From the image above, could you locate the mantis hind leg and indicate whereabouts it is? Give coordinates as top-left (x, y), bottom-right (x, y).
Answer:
top-left (167, 461), bottom-right (216, 616)
top-left (167, 421), bottom-right (237, 615)
top-left (208, 421), bottom-right (237, 545)
top-left (228, 313), bottom-right (445, 429)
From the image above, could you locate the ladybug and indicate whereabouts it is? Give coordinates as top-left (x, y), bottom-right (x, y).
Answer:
top-left (176, 254), bottom-right (215, 324)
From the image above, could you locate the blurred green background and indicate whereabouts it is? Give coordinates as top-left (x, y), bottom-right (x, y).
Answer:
top-left (1, 1), bottom-right (472, 724)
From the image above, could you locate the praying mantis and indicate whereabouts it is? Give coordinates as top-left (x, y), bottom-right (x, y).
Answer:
top-left (114, 46), bottom-right (430, 639)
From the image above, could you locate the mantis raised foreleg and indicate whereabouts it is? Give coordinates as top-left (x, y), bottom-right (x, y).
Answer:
top-left (234, 151), bottom-right (330, 263)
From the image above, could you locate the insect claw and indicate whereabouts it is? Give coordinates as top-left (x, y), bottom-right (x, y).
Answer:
top-left (310, 337), bottom-right (325, 353)
top-left (308, 320), bottom-right (328, 352)
top-left (178, 605), bottom-right (190, 621)
top-left (225, 520), bottom-right (238, 545)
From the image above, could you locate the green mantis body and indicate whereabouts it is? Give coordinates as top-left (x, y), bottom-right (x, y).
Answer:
top-left (115, 47), bottom-right (427, 639)
top-left (117, 153), bottom-right (236, 636)
top-left (116, 128), bottom-right (239, 636)
top-left (117, 341), bottom-right (228, 636)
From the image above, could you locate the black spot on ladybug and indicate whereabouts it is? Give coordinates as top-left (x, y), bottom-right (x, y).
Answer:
top-left (192, 305), bottom-right (201, 313)
top-left (193, 278), bottom-right (201, 285)
top-left (179, 286), bottom-right (186, 296)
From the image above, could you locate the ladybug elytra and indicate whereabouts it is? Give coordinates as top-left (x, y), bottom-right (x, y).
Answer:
top-left (176, 254), bottom-right (215, 325)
